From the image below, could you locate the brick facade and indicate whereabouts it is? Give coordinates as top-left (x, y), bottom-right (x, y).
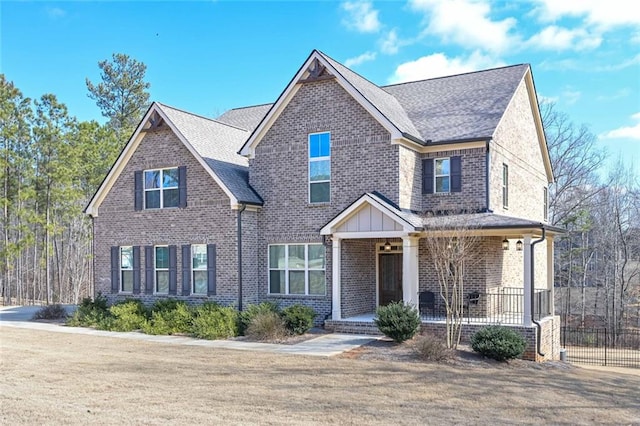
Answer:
top-left (94, 127), bottom-right (250, 306)
top-left (90, 58), bottom-right (557, 357)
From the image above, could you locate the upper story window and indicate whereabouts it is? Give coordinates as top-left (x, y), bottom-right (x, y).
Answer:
top-left (309, 132), bottom-right (330, 203)
top-left (435, 158), bottom-right (450, 193)
top-left (145, 168), bottom-right (179, 209)
top-left (423, 156), bottom-right (461, 194)
top-left (502, 164), bottom-right (509, 209)
top-left (134, 166), bottom-right (186, 211)
top-left (120, 246), bottom-right (134, 293)
top-left (268, 243), bottom-right (326, 295)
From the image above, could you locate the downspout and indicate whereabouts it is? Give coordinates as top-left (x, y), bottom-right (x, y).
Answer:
top-left (485, 141), bottom-right (491, 212)
top-left (237, 204), bottom-right (247, 312)
top-left (531, 227), bottom-right (546, 357)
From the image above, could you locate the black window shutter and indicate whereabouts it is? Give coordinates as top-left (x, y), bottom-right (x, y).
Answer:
top-left (207, 244), bottom-right (216, 296)
top-left (422, 159), bottom-right (434, 194)
top-left (145, 246), bottom-right (154, 294)
top-left (178, 166), bottom-right (187, 208)
top-left (133, 246), bottom-right (141, 294)
top-left (182, 245), bottom-right (191, 296)
top-left (168, 245), bottom-right (177, 295)
top-left (451, 156), bottom-right (462, 193)
top-left (134, 171), bottom-right (143, 211)
top-left (110, 246), bottom-right (120, 293)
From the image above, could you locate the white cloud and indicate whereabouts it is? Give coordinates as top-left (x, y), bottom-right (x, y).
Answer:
top-left (532, 0), bottom-right (640, 29)
top-left (601, 113), bottom-right (640, 140)
top-left (344, 51), bottom-right (377, 67)
top-left (409, 0), bottom-right (517, 53)
top-left (561, 89), bottom-right (581, 105)
top-left (380, 29), bottom-right (400, 54)
top-left (341, 1), bottom-right (381, 33)
top-left (526, 25), bottom-right (602, 51)
top-left (388, 51), bottom-right (503, 84)
top-left (46, 7), bottom-right (66, 19)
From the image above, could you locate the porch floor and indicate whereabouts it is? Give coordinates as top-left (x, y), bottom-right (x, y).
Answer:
top-left (338, 312), bottom-right (526, 325)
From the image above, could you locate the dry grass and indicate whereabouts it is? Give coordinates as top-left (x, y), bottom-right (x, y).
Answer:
top-left (1, 327), bottom-right (639, 425)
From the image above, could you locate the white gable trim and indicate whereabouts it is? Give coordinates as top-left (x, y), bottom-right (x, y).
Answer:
top-left (85, 103), bottom-right (239, 217)
top-left (524, 69), bottom-right (554, 184)
top-left (239, 51), bottom-right (403, 159)
top-left (320, 194), bottom-right (417, 236)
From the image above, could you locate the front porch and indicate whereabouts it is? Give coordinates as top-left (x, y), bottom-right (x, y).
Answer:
top-left (325, 287), bottom-right (553, 332)
top-left (320, 193), bottom-right (563, 334)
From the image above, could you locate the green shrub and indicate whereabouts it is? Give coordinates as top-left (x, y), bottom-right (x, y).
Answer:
top-left (374, 302), bottom-right (420, 343)
top-left (191, 302), bottom-right (238, 340)
top-left (106, 299), bottom-right (149, 332)
top-left (471, 326), bottom-right (527, 361)
top-left (245, 311), bottom-right (289, 342)
top-left (281, 304), bottom-right (316, 335)
top-left (143, 300), bottom-right (193, 335)
top-left (238, 302), bottom-right (281, 335)
top-left (33, 304), bottom-right (68, 320)
top-left (66, 293), bottom-right (109, 327)
top-left (412, 335), bottom-right (454, 362)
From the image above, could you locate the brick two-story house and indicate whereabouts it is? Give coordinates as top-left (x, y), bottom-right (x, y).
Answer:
top-left (85, 50), bottom-right (562, 360)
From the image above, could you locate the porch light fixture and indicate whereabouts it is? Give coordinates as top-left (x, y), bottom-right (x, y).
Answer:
top-left (384, 240), bottom-right (392, 252)
top-left (516, 240), bottom-right (523, 251)
top-left (502, 239), bottom-right (509, 250)
top-left (323, 235), bottom-right (333, 246)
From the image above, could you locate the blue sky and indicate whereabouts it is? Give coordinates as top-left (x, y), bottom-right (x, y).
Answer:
top-left (2, 1), bottom-right (639, 171)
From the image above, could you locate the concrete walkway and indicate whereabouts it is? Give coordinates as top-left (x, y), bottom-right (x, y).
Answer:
top-left (0, 305), bottom-right (377, 357)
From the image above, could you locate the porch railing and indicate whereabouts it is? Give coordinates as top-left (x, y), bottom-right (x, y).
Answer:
top-left (420, 287), bottom-right (552, 325)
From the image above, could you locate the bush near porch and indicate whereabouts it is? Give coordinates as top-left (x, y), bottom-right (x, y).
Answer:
top-left (66, 294), bottom-right (317, 341)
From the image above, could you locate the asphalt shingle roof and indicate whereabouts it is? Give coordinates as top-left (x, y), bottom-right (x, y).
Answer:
top-left (216, 104), bottom-right (273, 132)
top-left (157, 103), bottom-right (263, 205)
top-left (383, 64), bottom-right (529, 143)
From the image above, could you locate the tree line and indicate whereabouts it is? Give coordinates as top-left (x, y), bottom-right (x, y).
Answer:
top-left (1, 54), bottom-right (149, 304)
top-left (543, 103), bottom-right (640, 334)
top-left (1, 55), bottom-right (638, 336)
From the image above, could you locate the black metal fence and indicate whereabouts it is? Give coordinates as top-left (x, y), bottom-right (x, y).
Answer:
top-left (561, 327), bottom-right (640, 368)
top-left (419, 287), bottom-right (552, 325)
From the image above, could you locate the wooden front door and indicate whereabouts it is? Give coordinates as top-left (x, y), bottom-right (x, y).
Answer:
top-left (379, 253), bottom-right (403, 306)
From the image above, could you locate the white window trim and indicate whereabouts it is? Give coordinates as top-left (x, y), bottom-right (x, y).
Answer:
top-left (502, 163), bottom-right (509, 209)
top-left (144, 167), bottom-right (179, 209)
top-left (154, 245), bottom-right (169, 294)
top-left (268, 243), bottom-right (326, 296)
top-left (434, 157), bottom-right (450, 194)
top-left (543, 187), bottom-right (548, 221)
top-left (120, 246), bottom-right (133, 294)
top-left (308, 132), bottom-right (331, 204)
top-left (191, 244), bottom-right (207, 295)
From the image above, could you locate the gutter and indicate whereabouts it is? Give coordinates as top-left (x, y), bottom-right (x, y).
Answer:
top-left (531, 227), bottom-right (546, 358)
top-left (237, 204), bottom-right (247, 311)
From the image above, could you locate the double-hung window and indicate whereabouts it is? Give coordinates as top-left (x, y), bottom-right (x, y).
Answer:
top-left (269, 244), bottom-right (325, 295)
top-left (309, 132), bottom-right (330, 203)
top-left (145, 168), bottom-right (179, 209)
top-left (192, 244), bottom-right (208, 295)
top-left (155, 246), bottom-right (169, 294)
top-left (435, 158), bottom-right (450, 193)
top-left (502, 164), bottom-right (509, 209)
top-left (543, 187), bottom-right (548, 221)
top-left (120, 246), bottom-right (134, 293)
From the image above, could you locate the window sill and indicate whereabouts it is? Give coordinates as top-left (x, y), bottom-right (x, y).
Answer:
top-left (308, 202), bottom-right (331, 207)
top-left (267, 294), bottom-right (327, 299)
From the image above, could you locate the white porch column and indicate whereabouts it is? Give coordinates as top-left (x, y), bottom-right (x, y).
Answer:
top-left (547, 237), bottom-right (555, 316)
top-left (402, 236), bottom-right (420, 307)
top-left (331, 237), bottom-right (342, 320)
top-left (523, 234), bottom-right (532, 326)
